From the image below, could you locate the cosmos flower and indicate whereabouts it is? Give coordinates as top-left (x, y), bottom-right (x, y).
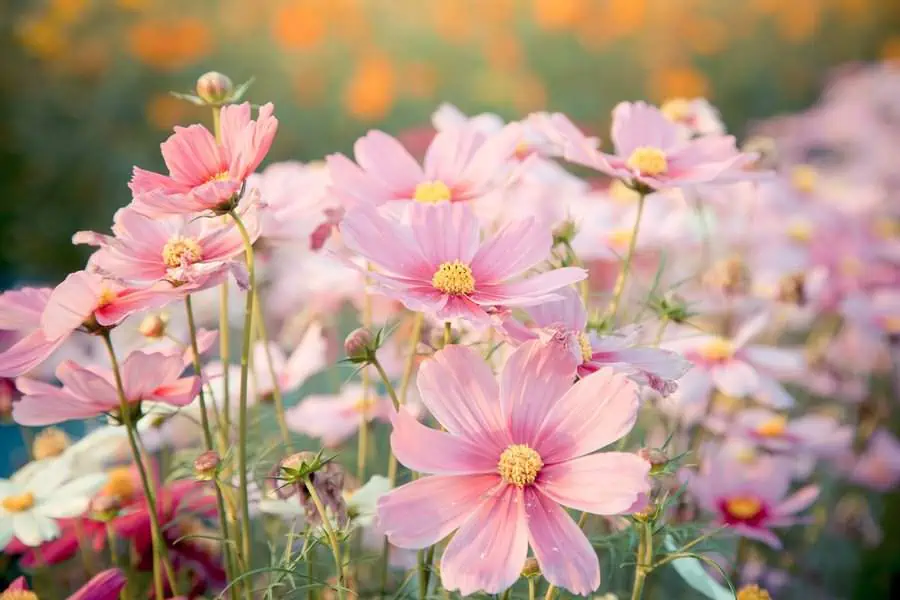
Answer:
top-left (252, 321), bottom-right (327, 400)
top-left (715, 408), bottom-right (851, 457)
top-left (339, 202), bottom-right (586, 325)
top-left (284, 383), bottom-right (393, 447)
top-left (377, 342), bottom-right (650, 595)
top-left (2, 568), bottom-right (126, 600)
top-left (130, 102), bottom-right (278, 216)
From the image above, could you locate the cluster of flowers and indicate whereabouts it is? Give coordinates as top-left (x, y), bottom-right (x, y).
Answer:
top-left (1, 65), bottom-right (899, 599)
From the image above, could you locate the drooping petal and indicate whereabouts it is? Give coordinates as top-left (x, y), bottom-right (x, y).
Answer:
top-left (537, 452), bottom-right (651, 515)
top-left (773, 485), bottom-right (819, 517)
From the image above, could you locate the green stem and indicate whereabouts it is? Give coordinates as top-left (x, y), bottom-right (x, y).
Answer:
top-left (630, 521), bottom-right (654, 600)
top-left (100, 331), bottom-right (178, 597)
top-left (419, 545), bottom-right (436, 600)
top-left (229, 209), bottom-right (256, 573)
top-left (528, 577), bottom-right (536, 600)
top-left (219, 283), bottom-right (231, 433)
top-left (499, 589), bottom-right (511, 600)
top-left (443, 321), bottom-right (451, 347)
top-left (253, 297), bottom-right (292, 450)
top-left (372, 357), bottom-right (401, 411)
top-left (606, 191), bottom-right (647, 323)
top-left (304, 479), bottom-right (345, 600)
top-left (358, 284), bottom-right (373, 481)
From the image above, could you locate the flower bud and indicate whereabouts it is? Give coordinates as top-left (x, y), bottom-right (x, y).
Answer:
top-left (89, 494), bottom-right (122, 522)
top-left (521, 557), bottom-right (541, 578)
top-left (344, 327), bottom-right (373, 360)
top-left (736, 584), bottom-right (771, 600)
top-left (196, 71), bottom-right (234, 105)
top-left (637, 447), bottom-right (668, 474)
top-left (138, 313), bottom-right (168, 339)
top-left (193, 450), bottom-right (221, 481)
top-left (32, 427), bottom-right (71, 460)
top-left (552, 220), bottom-right (578, 247)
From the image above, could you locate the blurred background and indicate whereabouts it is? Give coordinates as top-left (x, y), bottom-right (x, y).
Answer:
top-left (2, 0), bottom-right (900, 286)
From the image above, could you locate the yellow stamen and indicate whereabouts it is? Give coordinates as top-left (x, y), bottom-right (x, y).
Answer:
top-left (2, 492), bottom-right (35, 513)
top-left (413, 180), bottom-right (452, 204)
top-left (660, 97), bottom-right (692, 123)
top-left (101, 466), bottom-right (137, 502)
top-left (790, 164), bottom-right (817, 194)
top-left (608, 228), bottom-right (634, 248)
top-left (498, 444), bottom-right (543, 487)
top-left (734, 446), bottom-right (758, 464)
top-left (32, 427), bottom-right (71, 460)
top-left (626, 147), bottom-right (668, 176)
top-left (737, 583), bottom-right (772, 600)
top-left (576, 331), bottom-right (593, 363)
top-left (432, 260), bottom-right (475, 296)
top-left (786, 220), bottom-right (813, 243)
top-left (725, 496), bottom-right (763, 520)
top-left (208, 170), bottom-right (231, 182)
top-left (162, 236), bottom-right (203, 268)
top-left (755, 415), bottom-right (788, 438)
top-left (0, 590), bottom-right (39, 600)
top-left (701, 337), bottom-right (734, 362)
top-left (96, 286), bottom-right (118, 308)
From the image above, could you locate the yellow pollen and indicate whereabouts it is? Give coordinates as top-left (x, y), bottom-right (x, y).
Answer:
top-left (208, 170), bottom-right (231, 183)
top-left (32, 427), bottom-right (71, 460)
top-left (874, 217), bottom-right (900, 239)
top-left (413, 180), bottom-right (452, 204)
top-left (882, 316), bottom-right (900, 334)
top-left (2, 491), bottom-right (36, 513)
top-left (353, 396), bottom-right (376, 414)
top-left (162, 236), bottom-right (203, 268)
top-left (725, 496), bottom-right (763, 520)
top-left (791, 164), bottom-right (817, 194)
top-left (660, 97), bottom-right (692, 123)
top-left (0, 591), bottom-right (39, 600)
top-left (626, 147), bottom-right (668, 176)
top-left (608, 228), bottom-right (634, 248)
top-left (96, 286), bottom-right (117, 308)
top-left (514, 140), bottom-right (531, 156)
top-left (701, 337), bottom-right (734, 362)
top-left (576, 331), bottom-right (593, 363)
top-left (735, 447), bottom-right (758, 464)
top-left (786, 220), bottom-right (814, 243)
top-left (737, 584), bottom-right (772, 600)
top-left (498, 444), bottom-right (543, 487)
top-left (101, 466), bottom-right (137, 502)
top-left (432, 260), bottom-right (475, 295)
top-left (608, 179), bottom-right (641, 203)
top-left (755, 415), bottom-right (788, 438)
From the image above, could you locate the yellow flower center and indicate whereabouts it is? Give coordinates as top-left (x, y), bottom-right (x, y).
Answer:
top-left (725, 496), bottom-right (763, 520)
top-left (2, 492), bottom-right (36, 513)
top-left (608, 228), bottom-right (634, 248)
top-left (790, 164), bottom-right (817, 194)
top-left (701, 337), bottom-right (734, 362)
top-left (101, 466), bottom-right (137, 502)
top-left (608, 179), bottom-right (641, 203)
top-left (626, 147), bottom-right (668, 176)
top-left (96, 285), bottom-right (118, 308)
top-left (882, 316), bottom-right (900, 334)
top-left (162, 236), bottom-right (203, 268)
top-left (874, 217), bottom-right (900, 239)
top-left (353, 396), bottom-right (376, 414)
top-left (660, 97), bottom-right (692, 123)
top-left (576, 331), bottom-right (593, 363)
top-left (32, 427), bottom-right (71, 460)
top-left (755, 415), bottom-right (788, 438)
top-left (498, 444), bottom-right (543, 487)
top-left (432, 260), bottom-right (475, 295)
top-left (737, 584), bottom-right (772, 600)
top-left (0, 591), bottom-right (39, 600)
top-left (208, 170), bottom-right (231, 183)
top-left (413, 180), bottom-right (452, 204)
top-left (786, 220), bottom-right (814, 243)
top-left (735, 446), bottom-right (758, 464)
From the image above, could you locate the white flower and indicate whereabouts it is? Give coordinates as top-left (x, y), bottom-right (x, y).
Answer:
top-left (1, 457), bottom-right (107, 548)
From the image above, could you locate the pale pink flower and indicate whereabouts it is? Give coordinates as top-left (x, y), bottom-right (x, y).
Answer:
top-left (658, 97), bottom-right (726, 139)
top-left (339, 202), bottom-right (586, 325)
top-left (501, 287), bottom-right (690, 395)
top-left (326, 122), bottom-right (522, 208)
top-left (690, 451), bottom-right (819, 549)
top-left (0, 287), bottom-right (52, 353)
top-left (75, 206), bottom-right (259, 289)
top-left (529, 102), bottom-right (758, 190)
top-left (251, 322), bottom-right (327, 399)
top-left (664, 314), bottom-right (805, 409)
top-left (130, 102), bottom-right (278, 216)
top-left (0, 272), bottom-right (177, 377)
top-left (842, 290), bottom-right (900, 340)
top-left (377, 342), bottom-right (651, 595)
top-left (285, 383), bottom-right (393, 447)
top-left (711, 408), bottom-right (851, 457)
top-left (846, 430), bottom-right (900, 492)
top-left (13, 349), bottom-right (200, 425)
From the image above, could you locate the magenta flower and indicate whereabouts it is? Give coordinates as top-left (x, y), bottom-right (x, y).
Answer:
top-left (326, 123), bottom-right (522, 208)
top-left (339, 202), bottom-right (586, 325)
top-left (377, 342), bottom-right (651, 595)
top-left (13, 349), bottom-right (200, 425)
top-left (130, 102), bottom-right (278, 216)
top-left (529, 102), bottom-right (758, 190)
top-left (3, 569), bottom-right (126, 600)
top-left (501, 287), bottom-right (690, 395)
top-left (285, 383), bottom-right (393, 447)
top-left (690, 452), bottom-right (819, 549)
top-left (0, 271), bottom-right (178, 378)
top-left (75, 205), bottom-right (259, 289)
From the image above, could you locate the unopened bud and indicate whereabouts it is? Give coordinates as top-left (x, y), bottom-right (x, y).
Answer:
top-left (521, 557), bottom-right (541, 578)
top-left (552, 220), bottom-right (578, 247)
top-left (344, 328), bottom-right (373, 361)
top-left (89, 494), bottom-right (122, 521)
top-left (637, 448), bottom-right (669, 474)
top-left (32, 427), bottom-right (71, 460)
top-left (196, 71), bottom-right (234, 105)
top-left (138, 313), bottom-right (168, 339)
top-left (193, 450), bottom-right (221, 481)
top-left (736, 584), bottom-right (772, 600)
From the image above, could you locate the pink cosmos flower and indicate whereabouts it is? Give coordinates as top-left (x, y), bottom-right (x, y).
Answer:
top-left (501, 287), bottom-right (690, 395)
top-left (130, 102), bottom-right (278, 216)
top-left (690, 452), bottom-right (819, 549)
top-left (529, 102), bottom-right (758, 190)
top-left (339, 202), bottom-right (587, 325)
top-left (326, 122), bottom-right (522, 208)
top-left (0, 271), bottom-right (178, 378)
top-left (377, 342), bottom-right (651, 595)
top-left (13, 349), bottom-right (200, 425)
top-left (710, 408), bottom-right (851, 457)
top-left (0, 286), bottom-right (52, 356)
top-left (251, 321), bottom-right (327, 399)
top-left (285, 383), bottom-right (393, 447)
top-left (3, 569), bottom-right (126, 600)
top-left (75, 205), bottom-right (259, 290)
top-left (665, 314), bottom-right (805, 409)
top-left (846, 430), bottom-right (900, 492)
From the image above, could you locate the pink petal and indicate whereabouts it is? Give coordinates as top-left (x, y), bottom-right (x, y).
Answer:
top-left (56, 360), bottom-right (118, 406)
top-left (524, 286), bottom-right (587, 331)
top-left (13, 388), bottom-right (107, 425)
top-left (773, 485), bottom-right (819, 517)
top-left (149, 376), bottom-right (201, 406)
top-left (409, 203), bottom-right (480, 267)
top-left (741, 345), bottom-right (805, 378)
top-left (474, 268), bottom-right (587, 307)
top-left (354, 130), bottom-right (423, 192)
top-left (282, 322), bottom-right (328, 391)
top-left (389, 408), bottom-right (499, 475)
top-left (470, 217), bottom-right (552, 282)
top-left (730, 523), bottom-right (782, 549)
top-left (376, 473), bottom-right (500, 548)
top-left (534, 367), bottom-right (639, 463)
top-left (339, 206), bottom-right (432, 280)
top-left (457, 122), bottom-right (522, 195)
top-left (41, 271), bottom-right (101, 340)
top-left (710, 361), bottom-right (759, 397)
top-left (524, 487), bottom-right (600, 596)
top-left (161, 124), bottom-right (225, 186)
top-left (537, 452), bottom-right (651, 515)
top-left (121, 351), bottom-right (184, 401)
top-left (440, 485), bottom-right (528, 595)
top-left (0, 330), bottom-right (65, 378)
top-left (610, 101), bottom-right (680, 156)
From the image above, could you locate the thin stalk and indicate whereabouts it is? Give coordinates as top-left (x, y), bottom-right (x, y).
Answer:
top-left (106, 523), bottom-right (130, 600)
top-left (528, 577), bottom-right (536, 600)
top-left (630, 521), bottom-right (653, 600)
top-left (372, 357), bottom-right (400, 411)
top-left (230, 209), bottom-right (257, 567)
top-left (304, 479), bottom-right (345, 600)
top-left (100, 331), bottom-right (178, 597)
top-left (499, 590), bottom-right (511, 600)
top-left (419, 545), bottom-right (436, 600)
top-left (253, 297), bottom-right (292, 450)
top-left (606, 191), bottom-right (647, 322)
top-left (730, 537), bottom-right (750, 586)
top-left (358, 282), bottom-right (373, 481)
top-left (211, 105), bottom-right (231, 436)
top-left (443, 321), bottom-right (451, 347)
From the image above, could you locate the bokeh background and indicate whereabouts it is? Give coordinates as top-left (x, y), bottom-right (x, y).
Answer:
top-left (2, 0), bottom-right (900, 286)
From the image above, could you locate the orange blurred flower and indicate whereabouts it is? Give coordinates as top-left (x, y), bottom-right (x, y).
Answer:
top-left (649, 65), bottom-right (711, 102)
top-left (432, 0), bottom-right (475, 42)
top-left (128, 18), bottom-right (213, 71)
top-left (273, 0), bottom-right (327, 51)
top-left (533, 0), bottom-right (587, 31)
top-left (344, 54), bottom-right (396, 121)
top-left (16, 16), bottom-right (66, 60)
top-left (402, 62), bottom-right (439, 100)
top-left (146, 93), bottom-right (191, 131)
